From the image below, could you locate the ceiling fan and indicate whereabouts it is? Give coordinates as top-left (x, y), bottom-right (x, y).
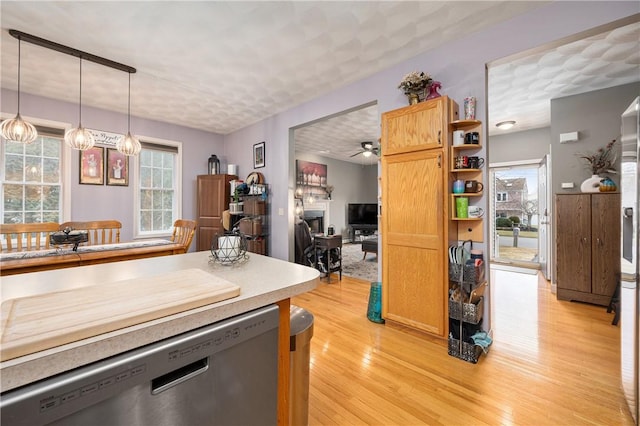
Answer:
top-left (350, 141), bottom-right (379, 157)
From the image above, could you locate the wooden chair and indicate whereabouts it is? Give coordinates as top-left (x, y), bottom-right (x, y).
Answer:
top-left (59, 220), bottom-right (121, 246)
top-left (171, 219), bottom-right (197, 252)
top-left (0, 222), bottom-right (60, 252)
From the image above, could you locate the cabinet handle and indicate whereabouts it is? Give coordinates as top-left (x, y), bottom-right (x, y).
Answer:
top-left (438, 130), bottom-right (442, 145)
top-left (437, 154), bottom-right (441, 168)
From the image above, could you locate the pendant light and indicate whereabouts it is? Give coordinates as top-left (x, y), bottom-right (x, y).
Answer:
top-left (116, 72), bottom-right (141, 156)
top-left (64, 58), bottom-right (95, 150)
top-left (1, 37), bottom-right (38, 144)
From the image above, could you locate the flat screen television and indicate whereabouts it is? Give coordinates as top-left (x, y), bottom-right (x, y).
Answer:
top-left (347, 203), bottom-right (378, 225)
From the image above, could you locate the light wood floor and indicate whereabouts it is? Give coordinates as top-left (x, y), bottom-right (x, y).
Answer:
top-left (291, 269), bottom-right (634, 425)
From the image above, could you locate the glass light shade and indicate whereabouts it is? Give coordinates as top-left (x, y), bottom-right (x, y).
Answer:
top-left (64, 126), bottom-right (95, 150)
top-left (362, 150), bottom-right (373, 157)
top-left (496, 120), bottom-right (516, 130)
top-left (116, 131), bottom-right (141, 156)
top-left (1, 113), bottom-right (38, 144)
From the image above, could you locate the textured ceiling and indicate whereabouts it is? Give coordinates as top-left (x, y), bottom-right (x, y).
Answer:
top-left (488, 20), bottom-right (640, 136)
top-left (298, 20), bottom-right (640, 163)
top-left (1, 2), bottom-right (638, 164)
top-left (1, 1), bottom-right (542, 136)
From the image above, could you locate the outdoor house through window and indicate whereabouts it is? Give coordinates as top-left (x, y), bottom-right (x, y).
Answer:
top-left (135, 139), bottom-right (182, 237)
top-left (1, 127), bottom-right (64, 224)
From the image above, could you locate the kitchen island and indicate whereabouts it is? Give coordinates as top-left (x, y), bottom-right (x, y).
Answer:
top-left (0, 251), bottom-right (319, 425)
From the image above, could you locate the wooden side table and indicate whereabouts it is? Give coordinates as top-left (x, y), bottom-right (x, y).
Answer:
top-left (313, 235), bottom-right (342, 283)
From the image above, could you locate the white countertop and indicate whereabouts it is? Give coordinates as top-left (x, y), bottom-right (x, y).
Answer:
top-left (0, 251), bottom-right (319, 392)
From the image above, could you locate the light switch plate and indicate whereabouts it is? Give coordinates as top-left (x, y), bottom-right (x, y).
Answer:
top-left (561, 182), bottom-right (574, 189)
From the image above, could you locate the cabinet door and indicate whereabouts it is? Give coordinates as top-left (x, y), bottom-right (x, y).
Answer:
top-left (591, 194), bottom-right (620, 297)
top-left (382, 149), bottom-right (446, 336)
top-left (196, 175), bottom-right (231, 251)
top-left (381, 97), bottom-right (445, 156)
top-left (556, 194), bottom-right (591, 294)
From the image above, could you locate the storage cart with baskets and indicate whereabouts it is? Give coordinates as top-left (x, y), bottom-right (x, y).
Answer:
top-left (447, 240), bottom-right (488, 363)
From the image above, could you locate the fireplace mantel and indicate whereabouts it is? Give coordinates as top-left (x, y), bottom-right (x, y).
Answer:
top-left (304, 199), bottom-right (331, 234)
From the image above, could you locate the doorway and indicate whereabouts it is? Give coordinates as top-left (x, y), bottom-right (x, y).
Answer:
top-left (489, 159), bottom-right (548, 271)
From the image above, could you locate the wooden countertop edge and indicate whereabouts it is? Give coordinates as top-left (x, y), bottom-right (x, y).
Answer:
top-left (1, 274), bottom-right (319, 392)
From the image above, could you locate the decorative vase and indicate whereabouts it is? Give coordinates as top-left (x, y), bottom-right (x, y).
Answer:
top-left (407, 93), bottom-right (420, 105)
top-left (599, 176), bottom-right (617, 192)
top-left (580, 175), bottom-right (601, 193)
top-left (425, 81), bottom-right (442, 100)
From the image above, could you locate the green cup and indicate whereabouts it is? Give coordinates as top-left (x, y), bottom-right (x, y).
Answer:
top-left (456, 197), bottom-right (469, 218)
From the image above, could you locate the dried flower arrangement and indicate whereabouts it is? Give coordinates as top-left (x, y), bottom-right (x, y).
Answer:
top-left (579, 139), bottom-right (618, 175)
top-left (397, 71), bottom-right (432, 94)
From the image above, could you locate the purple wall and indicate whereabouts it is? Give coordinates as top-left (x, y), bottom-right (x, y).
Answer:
top-left (223, 1), bottom-right (639, 261)
top-left (1, 89), bottom-right (225, 243)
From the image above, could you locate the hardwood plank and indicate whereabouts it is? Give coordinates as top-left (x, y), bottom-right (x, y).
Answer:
top-left (292, 272), bottom-right (634, 425)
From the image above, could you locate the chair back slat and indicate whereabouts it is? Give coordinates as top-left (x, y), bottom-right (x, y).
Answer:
top-left (0, 223), bottom-right (60, 252)
top-left (59, 221), bottom-right (122, 246)
top-left (171, 220), bottom-right (197, 252)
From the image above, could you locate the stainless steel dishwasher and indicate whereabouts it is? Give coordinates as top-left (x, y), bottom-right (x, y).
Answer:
top-left (1, 304), bottom-right (280, 426)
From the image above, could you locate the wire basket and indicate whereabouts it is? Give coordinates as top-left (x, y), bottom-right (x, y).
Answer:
top-left (210, 232), bottom-right (249, 265)
top-left (448, 337), bottom-right (482, 364)
top-left (448, 297), bottom-right (484, 324)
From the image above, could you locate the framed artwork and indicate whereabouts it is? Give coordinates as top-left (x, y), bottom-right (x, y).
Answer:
top-left (296, 160), bottom-right (327, 187)
top-left (79, 147), bottom-right (104, 185)
top-left (106, 148), bottom-right (129, 186)
top-left (253, 141), bottom-right (265, 169)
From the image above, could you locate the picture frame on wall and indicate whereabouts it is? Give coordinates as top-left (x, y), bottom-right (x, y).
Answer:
top-left (106, 148), bottom-right (129, 186)
top-left (253, 141), bottom-right (265, 169)
top-left (79, 146), bottom-right (104, 185)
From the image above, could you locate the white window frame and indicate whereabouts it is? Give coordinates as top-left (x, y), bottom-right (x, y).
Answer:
top-left (497, 192), bottom-right (507, 202)
top-left (132, 135), bottom-right (182, 239)
top-left (0, 113), bottom-right (72, 223)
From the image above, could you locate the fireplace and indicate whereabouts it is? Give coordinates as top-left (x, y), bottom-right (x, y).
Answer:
top-left (303, 210), bottom-right (324, 234)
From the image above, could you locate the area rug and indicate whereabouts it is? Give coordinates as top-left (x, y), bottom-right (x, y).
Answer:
top-left (341, 243), bottom-right (378, 283)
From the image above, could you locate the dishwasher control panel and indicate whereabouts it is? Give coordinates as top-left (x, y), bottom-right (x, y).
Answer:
top-left (1, 305), bottom-right (280, 426)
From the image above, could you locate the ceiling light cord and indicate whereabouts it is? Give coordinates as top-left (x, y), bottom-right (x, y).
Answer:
top-left (0, 37), bottom-right (39, 144)
top-left (64, 57), bottom-right (95, 150)
top-left (116, 71), bottom-right (141, 156)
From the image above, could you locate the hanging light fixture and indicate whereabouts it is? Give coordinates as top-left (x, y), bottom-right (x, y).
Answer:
top-left (1, 37), bottom-right (38, 144)
top-left (116, 72), bottom-right (141, 156)
top-left (64, 58), bottom-right (95, 150)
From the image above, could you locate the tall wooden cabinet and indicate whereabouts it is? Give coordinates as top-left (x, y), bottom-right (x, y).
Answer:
top-left (196, 174), bottom-right (235, 251)
top-left (556, 193), bottom-right (620, 306)
top-left (380, 97), bottom-right (456, 337)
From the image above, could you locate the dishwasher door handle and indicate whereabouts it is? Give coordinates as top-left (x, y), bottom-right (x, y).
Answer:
top-left (151, 358), bottom-right (209, 395)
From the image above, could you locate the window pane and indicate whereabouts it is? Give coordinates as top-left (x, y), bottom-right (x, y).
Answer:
top-left (24, 141), bottom-right (42, 156)
top-left (43, 211), bottom-right (59, 223)
top-left (140, 210), bottom-right (152, 232)
top-left (162, 190), bottom-right (173, 209)
top-left (152, 168), bottom-right (162, 188)
top-left (43, 158), bottom-right (60, 183)
top-left (4, 154), bottom-right (24, 181)
top-left (4, 212), bottom-right (23, 223)
top-left (24, 212), bottom-right (42, 223)
top-left (25, 185), bottom-right (42, 210)
top-left (24, 157), bottom-right (42, 183)
top-left (3, 184), bottom-right (24, 211)
top-left (42, 186), bottom-right (60, 210)
top-left (42, 138), bottom-right (61, 157)
top-left (140, 189), bottom-right (153, 209)
top-left (4, 140), bottom-right (24, 155)
top-left (152, 210), bottom-right (163, 230)
top-left (152, 190), bottom-right (162, 209)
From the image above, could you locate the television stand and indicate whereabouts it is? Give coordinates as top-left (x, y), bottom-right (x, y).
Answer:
top-left (350, 224), bottom-right (377, 243)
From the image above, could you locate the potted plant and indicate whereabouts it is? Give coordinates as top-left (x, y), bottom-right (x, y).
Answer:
top-left (578, 139), bottom-right (618, 192)
top-left (398, 71), bottom-right (432, 105)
